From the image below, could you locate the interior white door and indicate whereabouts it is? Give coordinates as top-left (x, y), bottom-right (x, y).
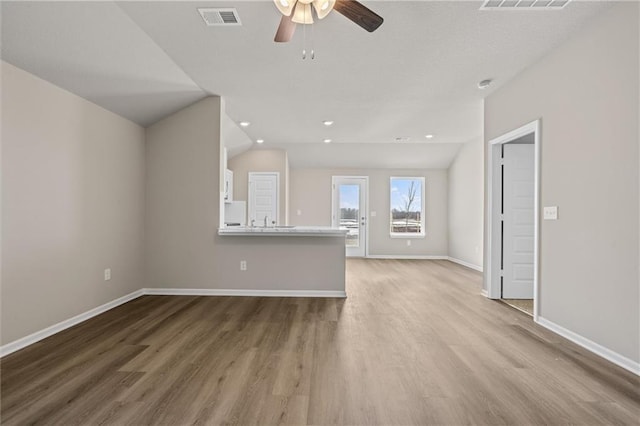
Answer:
top-left (248, 172), bottom-right (279, 226)
top-left (502, 144), bottom-right (535, 299)
top-left (332, 177), bottom-right (368, 257)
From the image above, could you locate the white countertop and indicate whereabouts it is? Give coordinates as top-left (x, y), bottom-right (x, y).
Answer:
top-left (218, 226), bottom-right (348, 237)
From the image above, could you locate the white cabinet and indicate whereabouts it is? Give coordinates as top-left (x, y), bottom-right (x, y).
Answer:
top-left (224, 169), bottom-right (234, 203)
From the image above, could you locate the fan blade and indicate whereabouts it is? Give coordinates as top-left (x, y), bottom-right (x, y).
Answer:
top-left (333, 0), bottom-right (383, 32)
top-left (274, 14), bottom-right (297, 42)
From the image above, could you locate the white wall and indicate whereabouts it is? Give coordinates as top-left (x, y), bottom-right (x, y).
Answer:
top-left (484, 3), bottom-right (639, 364)
top-left (448, 137), bottom-right (484, 269)
top-left (290, 168), bottom-right (448, 257)
top-left (1, 62), bottom-right (145, 345)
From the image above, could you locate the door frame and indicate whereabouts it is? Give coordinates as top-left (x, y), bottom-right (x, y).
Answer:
top-left (486, 120), bottom-right (540, 320)
top-left (248, 172), bottom-right (280, 226)
top-left (331, 176), bottom-right (369, 257)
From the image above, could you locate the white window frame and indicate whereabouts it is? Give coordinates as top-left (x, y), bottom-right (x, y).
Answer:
top-left (389, 176), bottom-right (426, 238)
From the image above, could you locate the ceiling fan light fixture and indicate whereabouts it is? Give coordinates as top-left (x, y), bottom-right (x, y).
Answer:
top-left (292, 2), bottom-right (314, 24)
top-left (274, 0), bottom-right (295, 16)
top-left (273, 0), bottom-right (383, 44)
top-left (313, 0), bottom-right (336, 19)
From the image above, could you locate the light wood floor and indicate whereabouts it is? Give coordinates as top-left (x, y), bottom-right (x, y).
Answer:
top-left (1, 259), bottom-right (638, 425)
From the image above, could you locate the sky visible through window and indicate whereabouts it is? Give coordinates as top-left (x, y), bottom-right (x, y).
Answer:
top-left (391, 179), bottom-right (422, 212)
top-left (340, 181), bottom-right (423, 211)
top-left (339, 185), bottom-right (360, 210)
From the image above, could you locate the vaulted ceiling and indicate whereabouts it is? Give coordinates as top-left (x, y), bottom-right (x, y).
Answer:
top-left (1, 1), bottom-right (610, 168)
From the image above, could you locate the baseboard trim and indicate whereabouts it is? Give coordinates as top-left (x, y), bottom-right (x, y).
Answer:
top-left (0, 289), bottom-right (144, 358)
top-left (143, 288), bottom-right (347, 298)
top-left (536, 316), bottom-right (639, 376)
top-left (447, 257), bottom-right (483, 272)
top-left (366, 255), bottom-right (448, 260)
top-left (480, 289), bottom-right (489, 297)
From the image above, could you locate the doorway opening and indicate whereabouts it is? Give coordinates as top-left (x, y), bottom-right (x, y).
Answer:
top-left (331, 176), bottom-right (368, 257)
top-left (486, 120), bottom-right (540, 320)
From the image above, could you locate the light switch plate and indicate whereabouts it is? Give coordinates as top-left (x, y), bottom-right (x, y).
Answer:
top-left (543, 206), bottom-right (558, 220)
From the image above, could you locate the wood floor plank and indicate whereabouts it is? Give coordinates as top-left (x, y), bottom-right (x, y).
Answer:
top-left (2, 345), bottom-right (147, 425)
top-left (2, 259), bottom-right (638, 425)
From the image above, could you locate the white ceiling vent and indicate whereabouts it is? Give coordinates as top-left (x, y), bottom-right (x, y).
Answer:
top-left (481, 0), bottom-right (571, 9)
top-left (197, 8), bottom-right (242, 26)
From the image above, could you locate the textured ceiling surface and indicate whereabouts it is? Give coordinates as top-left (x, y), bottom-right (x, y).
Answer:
top-left (1, 1), bottom-right (610, 168)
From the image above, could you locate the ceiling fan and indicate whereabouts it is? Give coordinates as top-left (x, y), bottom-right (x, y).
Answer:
top-left (273, 0), bottom-right (383, 43)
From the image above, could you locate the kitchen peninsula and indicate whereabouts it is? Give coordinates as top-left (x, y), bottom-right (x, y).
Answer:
top-left (219, 226), bottom-right (346, 237)
top-left (216, 226), bottom-right (348, 297)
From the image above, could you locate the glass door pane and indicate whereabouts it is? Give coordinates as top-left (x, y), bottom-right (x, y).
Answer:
top-left (339, 184), bottom-right (360, 247)
top-left (332, 176), bottom-right (367, 257)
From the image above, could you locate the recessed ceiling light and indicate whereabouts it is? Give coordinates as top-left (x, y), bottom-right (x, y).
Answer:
top-left (324, 139), bottom-right (332, 144)
top-left (256, 139), bottom-right (264, 144)
top-left (323, 120), bottom-right (334, 126)
top-left (478, 79), bottom-right (493, 89)
top-left (239, 121), bottom-right (250, 127)
top-left (425, 134), bottom-right (434, 139)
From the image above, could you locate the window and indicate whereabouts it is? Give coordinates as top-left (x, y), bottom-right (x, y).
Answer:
top-left (390, 177), bottom-right (425, 237)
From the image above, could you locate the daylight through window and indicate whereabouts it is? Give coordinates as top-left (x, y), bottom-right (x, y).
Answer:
top-left (390, 177), bottom-right (425, 237)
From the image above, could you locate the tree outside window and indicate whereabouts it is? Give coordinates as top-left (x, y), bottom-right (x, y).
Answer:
top-left (390, 177), bottom-right (425, 236)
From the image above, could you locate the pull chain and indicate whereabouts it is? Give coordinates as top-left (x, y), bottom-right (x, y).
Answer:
top-left (300, 7), bottom-right (315, 60)
top-left (302, 7), bottom-right (307, 59)
top-left (311, 17), bottom-right (315, 60)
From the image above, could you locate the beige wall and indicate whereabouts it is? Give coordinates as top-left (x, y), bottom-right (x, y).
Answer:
top-left (289, 169), bottom-right (333, 227)
top-left (448, 137), bottom-right (484, 268)
top-left (228, 149), bottom-right (289, 225)
top-left (145, 97), bottom-right (222, 288)
top-left (290, 168), bottom-right (448, 257)
top-left (216, 236), bottom-right (345, 291)
top-left (1, 62), bottom-right (145, 345)
top-left (484, 3), bottom-right (639, 363)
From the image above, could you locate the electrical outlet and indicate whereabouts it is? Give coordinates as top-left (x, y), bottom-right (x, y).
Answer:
top-left (240, 260), bottom-right (247, 271)
top-left (371, 211), bottom-right (377, 217)
top-left (406, 240), bottom-right (411, 247)
top-left (544, 206), bottom-right (559, 220)
top-left (104, 268), bottom-right (111, 281)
